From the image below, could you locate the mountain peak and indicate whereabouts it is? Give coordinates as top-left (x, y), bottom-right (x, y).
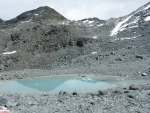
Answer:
top-left (74, 17), bottom-right (106, 28)
top-left (35, 6), bottom-right (53, 11)
top-left (81, 17), bottom-right (105, 23)
top-left (140, 2), bottom-right (150, 11)
top-left (5, 6), bottom-right (66, 24)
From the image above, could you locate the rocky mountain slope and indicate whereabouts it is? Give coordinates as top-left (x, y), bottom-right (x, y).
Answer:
top-left (0, 2), bottom-right (150, 78)
top-left (110, 2), bottom-right (150, 39)
top-left (4, 6), bottom-right (66, 25)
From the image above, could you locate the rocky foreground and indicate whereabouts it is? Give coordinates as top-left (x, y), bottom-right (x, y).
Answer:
top-left (0, 84), bottom-right (150, 113)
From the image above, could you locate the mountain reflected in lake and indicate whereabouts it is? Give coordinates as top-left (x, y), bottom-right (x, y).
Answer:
top-left (0, 76), bottom-right (115, 93)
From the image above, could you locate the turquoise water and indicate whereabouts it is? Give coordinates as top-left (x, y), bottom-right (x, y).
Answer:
top-left (0, 77), bottom-right (116, 94)
top-left (0, 76), bottom-right (147, 94)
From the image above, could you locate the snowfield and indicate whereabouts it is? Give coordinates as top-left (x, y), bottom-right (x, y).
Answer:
top-left (110, 16), bottom-right (132, 36)
top-left (144, 16), bottom-right (150, 21)
top-left (2, 51), bottom-right (17, 55)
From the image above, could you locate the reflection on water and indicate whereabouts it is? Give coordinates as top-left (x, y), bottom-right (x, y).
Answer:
top-left (0, 77), bottom-right (116, 93)
top-left (18, 79), bottom-right (66, 91)
top-left (1, 76), bottom-right (147, 94)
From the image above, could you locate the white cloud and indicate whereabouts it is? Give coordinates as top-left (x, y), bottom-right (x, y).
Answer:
top-left (0, 0), bottom-right (46, 20)
top-left (0, 0), bottom-right (149, 20)
top-left (47, 0), bottom-right (150, 20)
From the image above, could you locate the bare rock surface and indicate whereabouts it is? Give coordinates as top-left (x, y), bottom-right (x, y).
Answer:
top-left (0, 84), bottom-right (150, 113)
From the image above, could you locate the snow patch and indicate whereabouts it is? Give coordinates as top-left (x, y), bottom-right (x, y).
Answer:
top-left (0, 106), bottom-right (10, 112)
top-left (144, 4), bottom-right (150, 10)
top-left (58, 21), bottom-right (70, 25)
top-left (82, 20), bottom-right (94, 24)
top-left (2, 51), bottom-right (17, 55)
top-left (88, 21), bottom-right (94, 24)
top-left (91, 51), bottom-right (97, 55)
top-left (120, 35), bottom-right (141, 41)
top-left (92, 36), bottom-right (98, 39)
top-left (144, 16), bottom-right (150, 21)
top-left (34, 13), bottom-right (39, 16)
top-left (128, 25), bottom-right (138, 29)
top-left (89, 24), bottom-right (94, 27)
top-left (120, 27), bottom-right (126, 32)
top-left (82, 20), bottom-right (89, 23)
top-left (110, 16), bottom-right (132, 36)
top-left (20, 19), bottom-right (31, 24)
top-left (129, 17), bottom-right (139, 25)
top-left (97, 24), bottom-right (104, 27)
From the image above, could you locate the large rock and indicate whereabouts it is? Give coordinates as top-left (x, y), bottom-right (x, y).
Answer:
top-left (0, 97), bottom-right (7, 106)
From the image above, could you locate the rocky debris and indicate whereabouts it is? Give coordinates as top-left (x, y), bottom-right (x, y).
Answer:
top-left (7, 101), bottom-right (20, 108)
top-left (96, 90), bottom-right (105, 96)
top-left (112, 90), bottom-right (122, 94)
top-left (0, 84), bottom-right (149, 113)
top-left (0, 97), bottom-right (7, 106)
top-left (0, 73), bottom-right (24, 80)
top-left (135, 55), bottom-right (144, 59)
top-left (72, 92), bottom-right (78, 96)
top-left (115, 57), bottom-right (123, 61)
top-left (129, 85), bottom-right (140, 90)
top-left (127, 94), bottom-right (135, 99)
top-left (110, 51), bottom-right (116, 55)
top-left (141, 72), bottom-right (148, 76)
top-left (124, 90), bottom-right (130, 94)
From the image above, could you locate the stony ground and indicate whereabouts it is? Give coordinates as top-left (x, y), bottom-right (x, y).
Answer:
top-left (0, 84), bottom-right (150, 113)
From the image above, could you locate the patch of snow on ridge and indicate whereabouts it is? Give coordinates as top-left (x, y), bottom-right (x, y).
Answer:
top-left (126, 16), bottom-right (139, 26)
top-left (144, 4), bottom-right (150, 10)
top-left (82, 20), bottom-right (89, 23)
top-left (88, 21), bottom-right (94, 24)
top-left (20, 19), bottom-right (32, 24)
top-left (97, 24), bottom-right (104, 27)
top-left (128, 25), bottom-right (138, 29)
top-left (91, 51), bottom-right (97, 55)
top-left (89, 24), bottom-right (94, 27)
top-left (144, 16), bottom-right (150, 21)
top-left (119, 35), bottom-right (141, 41)
top-left (110, 16), bottom-right (132, 36)
top-left (34, 14), bottom-right (39, 16)
top-left (134, 4), bottom-right (150, 14)
top-left (2, 51), bottom-right (17, 55)
top-left (82, 20), bottom-right (94, 25)
top-left (59, 21), bottom-right (70, 25)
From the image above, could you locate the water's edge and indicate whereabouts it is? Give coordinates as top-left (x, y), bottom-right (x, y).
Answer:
top-left (0, 76), bottom-right (148, 94)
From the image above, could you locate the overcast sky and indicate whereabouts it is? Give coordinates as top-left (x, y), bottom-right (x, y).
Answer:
top-left (0, 0), bottom-right (149, 20)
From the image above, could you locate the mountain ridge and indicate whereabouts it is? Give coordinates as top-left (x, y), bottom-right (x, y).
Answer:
top-left (0, 2), bottom-right (150, 75)
top-left (3, 6), bottom-right (67, 25)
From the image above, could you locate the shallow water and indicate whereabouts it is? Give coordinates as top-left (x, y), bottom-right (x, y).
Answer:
top-left (0, 76), bottom-right (147, 94)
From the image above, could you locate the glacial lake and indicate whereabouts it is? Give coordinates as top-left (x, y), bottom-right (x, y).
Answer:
top-left (0, 76), bottom-right (147, 94)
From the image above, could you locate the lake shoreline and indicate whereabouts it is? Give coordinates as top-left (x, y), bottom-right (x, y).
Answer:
top-left (0, 83), bottom-right (150, 113)
top-left (0, 69), bottom-right (150, 113)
